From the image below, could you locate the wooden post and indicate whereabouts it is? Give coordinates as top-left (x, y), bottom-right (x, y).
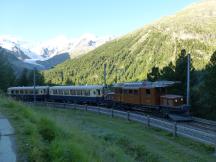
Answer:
top-left (33, 67), bottom-right (36, 104)
top-left (111, 108), bottom-right (114, 117)
top-left (214, 133), bottom-right (216, 156)
top-left (127, 111), bottom-right (130, 121)
top-left (104, 63), bottom-right (107, 87)
top-left (147, 115), bottom-right (150, 127)
top-left (173, 122), bottom-right (177, 137)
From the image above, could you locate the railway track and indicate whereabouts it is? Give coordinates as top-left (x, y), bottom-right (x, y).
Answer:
top-left (134, 109), bottom-right (216, 133)
top-left (29, 100), bottom-right (216, 132)
top-left (186, 117), bottom-right (216, 132)
top-left (28, 101), bottom-right (216, 146)
top-left (29, 101), bottom-right (216, 134)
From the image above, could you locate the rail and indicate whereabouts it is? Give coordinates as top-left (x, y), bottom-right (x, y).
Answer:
top-left (27, 102), bottom-right (216, 151)
top-left (192, 117), bottom-right (216, 126)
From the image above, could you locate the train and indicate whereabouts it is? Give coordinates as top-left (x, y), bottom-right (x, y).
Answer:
top-left (7, 81), bottom-right (191, 120)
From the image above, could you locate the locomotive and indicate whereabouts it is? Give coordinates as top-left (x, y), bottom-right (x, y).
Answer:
top-left (7, 80), bottom-right (190, 119)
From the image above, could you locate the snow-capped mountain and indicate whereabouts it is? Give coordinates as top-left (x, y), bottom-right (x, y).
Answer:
top-left (0, 34), bottom-right (114, 62)
top-left (0, 34), bottom-right (114, 73)
top-left (0, 36), bottom-right (43, 60)
top-left (31, 34), bottom-right (114, 59)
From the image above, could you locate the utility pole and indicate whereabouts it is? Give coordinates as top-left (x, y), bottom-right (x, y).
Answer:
top-left (33, 67), bottom-right (36, 104)
top-left (61, 71), bottom-right (64, 84)
top-left (104, 63), bottom-right (107, 87)
top-left (186, 54), bottom-right (190, 106)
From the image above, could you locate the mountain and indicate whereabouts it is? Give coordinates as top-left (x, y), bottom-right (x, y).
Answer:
top-left (0, 47), bottom-right (44, 75)
top-left (31, 34), bottom-right (115, 59)
top-left (42, 0), bottom-right (216, 85)
top-left (0, 34), bottom-right (114, 60)
top-left (0, 36), bottom-right (42, 60)
top-left (0, 34), bottom-right (114, 71)
top-left (0, 47), bottom-right (70, 75)
top-left (36, 53), bottom-right (70, 69)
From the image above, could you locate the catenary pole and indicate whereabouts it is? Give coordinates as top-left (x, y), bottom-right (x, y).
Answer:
top-left (104, 63), bottom-right (107, 87)
top-left (186, 54), bottom-right (190, 106)
top-left (33, 67), bottom-right (36, 104)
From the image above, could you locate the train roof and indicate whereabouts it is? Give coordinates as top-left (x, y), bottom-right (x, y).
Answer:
top-left (113, 81), bottom-right (180, 89)
top-left (160, 94), bottom-right (183, 99)
top-left (49, 85), bottom-right (104, 90)
top-left (8, 86), bottom-right (49, 90)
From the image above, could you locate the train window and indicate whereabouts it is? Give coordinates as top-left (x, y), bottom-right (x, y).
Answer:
top-left (146, 89), bottom-right (151, 95)
top-left (84, 90), bottom-right (90, 96)
top-left (134, 90), bottom-right (138, 95)
top-left (167, 99), bottom-right (173, 106)
top-left (76, 90), bottom-right (81, 96)
top-left (64, 90), bottom-right (69, 95)
top-left (129, 89), bottom-right (133, 94)
top-left (70, 90), bottom-right (75, 95)
top-left (115, 88), bottom-right (122, 94)
top-left (97, 89), bottom-right (101, 95)
top-left (11, 90), bottom-right (14, 94)
top-left (119, 89), bottom-right (122, 94)
top-left (58, 90), bottom-right (63, 95)
top-left (123, 89), bottom-right (128, 94)
top-left (20, 90), bottom-right (23, 94)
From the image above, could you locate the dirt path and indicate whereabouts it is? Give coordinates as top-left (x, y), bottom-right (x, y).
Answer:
top-left (0, 114), bottom-right (16, 162)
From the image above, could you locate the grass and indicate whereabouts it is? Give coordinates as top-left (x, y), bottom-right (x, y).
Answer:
top-left (0, 96), bottom-right (215, 162)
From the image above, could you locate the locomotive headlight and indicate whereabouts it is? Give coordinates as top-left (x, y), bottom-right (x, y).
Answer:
top-left (180, 98), bottom-right (183, 101)
top-left (175, 99), bottom-right (178, 103)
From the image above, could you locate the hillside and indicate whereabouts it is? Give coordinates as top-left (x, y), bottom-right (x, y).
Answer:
top-left (0, 97), bottom-right (215, 162)
top-left (43, 0), bottom-right (216, 85)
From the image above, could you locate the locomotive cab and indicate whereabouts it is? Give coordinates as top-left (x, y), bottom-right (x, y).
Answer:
top-left (160, 94), bottom-right (184, 107)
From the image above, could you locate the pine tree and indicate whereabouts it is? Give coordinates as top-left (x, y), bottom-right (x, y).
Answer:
top-left (0, 54), bottom-right (16, 91)
top-left (203, 50), bottom-right (216, 112)
top-left (147, 67), bottom-right (161, 81)
top-left (17, 68), bottom-right (29, 86)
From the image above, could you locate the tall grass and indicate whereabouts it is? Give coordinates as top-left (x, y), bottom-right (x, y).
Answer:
top-left (0, 97), bottom-right (86, 162)
top-left (0, 97), bottom-right (155, 162)
top-left (0, 96), bottom-right (215, 162)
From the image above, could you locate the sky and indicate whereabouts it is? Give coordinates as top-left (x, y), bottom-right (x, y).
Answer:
top-left (0, 0), bottom-right (199, 42)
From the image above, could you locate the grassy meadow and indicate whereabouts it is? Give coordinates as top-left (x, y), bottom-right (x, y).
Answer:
top-left (0, 96), bottom-right (215, 162)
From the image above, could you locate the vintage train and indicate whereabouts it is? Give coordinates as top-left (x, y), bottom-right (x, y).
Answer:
top-left (7, 81), bottom-right (190, 119)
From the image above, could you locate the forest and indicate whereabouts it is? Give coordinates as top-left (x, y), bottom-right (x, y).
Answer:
top-left (0, 49), bottom-right (216, 120)
top-left (0, 53), bottom-right (44, 91)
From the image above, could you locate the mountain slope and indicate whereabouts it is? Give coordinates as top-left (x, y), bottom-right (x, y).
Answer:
top-left (36, 53), bottom-right (70, 69)
top-left (0, 34), bottom-right (114, 72)
top-left (43, 0), bottom-right (216, 85)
